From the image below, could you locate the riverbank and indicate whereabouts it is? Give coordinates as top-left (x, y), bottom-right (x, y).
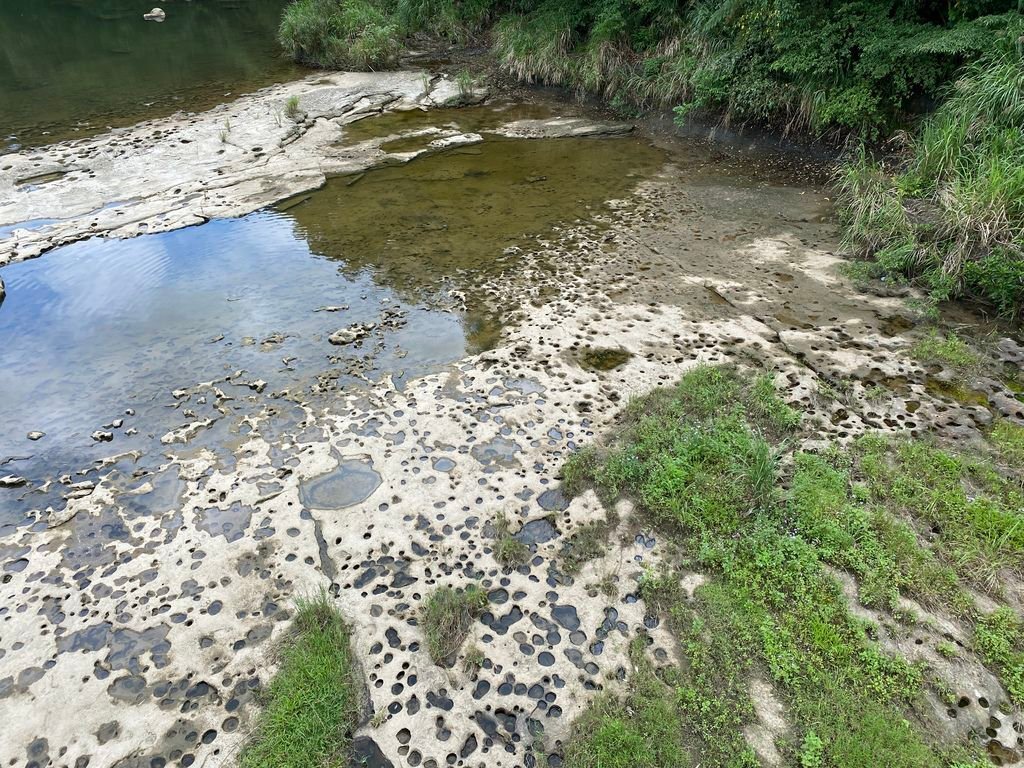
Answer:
top-left (1, 70), bottom-right (1022, 768)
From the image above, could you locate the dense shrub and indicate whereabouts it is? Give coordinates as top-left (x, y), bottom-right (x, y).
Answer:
top-left (493, 0), bottom-right (1022, 136)
top-left (837, 40), bottom-right (1024, 316)
top-left (280, 0), bottom-right (1021, 138)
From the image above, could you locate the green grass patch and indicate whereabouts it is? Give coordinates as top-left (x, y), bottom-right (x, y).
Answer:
top-left (562, 638), bottom-right (688, 768)
top-left (856, 436), bottom-right (1024, 595)
top-left (558, 364), bottom-right (1016, 766)
top-left (910, 331), bottom-right (980, 373)
top-left (974, 607), bottom-right (1024, 705)
top-left (239, 593), bottom-right (360, 768)
top-left (421, 584), bottom-right (488, 664)
top-left (790, 449), bottom-right (963, 611)
top-left (991, 419), bottom-right (1024, 468)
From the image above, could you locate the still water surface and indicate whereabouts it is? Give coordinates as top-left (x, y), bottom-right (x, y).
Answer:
top-left (0, 124), bottom-right (666, 528)
top-left (0, 0), bottom-right (298, 150)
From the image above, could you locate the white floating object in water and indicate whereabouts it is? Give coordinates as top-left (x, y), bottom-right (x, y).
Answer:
top-left (143, 7), bottom-right (166, 21)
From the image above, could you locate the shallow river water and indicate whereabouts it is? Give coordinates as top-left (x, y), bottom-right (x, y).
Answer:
top-left (0, 109), bottom-right (665, 531)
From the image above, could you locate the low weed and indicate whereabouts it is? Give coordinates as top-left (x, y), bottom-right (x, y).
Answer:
top-left (421, 584), bottom-right (488, 664)
top-left (991, 419), bottom-right (1024, 468)
top-left (560, 520), bottom-right (610, 574)
top-left (492, 512), bottom-right (530, 567)
top-left (562, 638), bottom-right (687, 768)
top-left (910, 330), bottom-right (979, 373)
top-left (974, 608), bottom-right (1024, 705)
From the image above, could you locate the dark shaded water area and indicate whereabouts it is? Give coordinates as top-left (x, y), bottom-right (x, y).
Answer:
top-left (0, 114), bottom-right (666, 530)
top-left (0, 0), bottom-right (299, 151)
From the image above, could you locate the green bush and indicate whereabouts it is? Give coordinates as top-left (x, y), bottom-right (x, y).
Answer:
top-left (493, 0), bottom-right (1022, 136)
top-left (279, 0), bottom-right (401, 70)
top-left (278, 0), bottom-right (1022, 144)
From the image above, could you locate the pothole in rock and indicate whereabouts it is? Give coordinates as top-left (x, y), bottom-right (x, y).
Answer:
top-left (576, 346), bottom-right (633, 371)
top-left (299, 459), bottom-right (383, 510)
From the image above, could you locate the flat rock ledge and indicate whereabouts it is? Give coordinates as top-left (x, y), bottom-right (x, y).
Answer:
top-left (0, 71), bottom-right (632, 267)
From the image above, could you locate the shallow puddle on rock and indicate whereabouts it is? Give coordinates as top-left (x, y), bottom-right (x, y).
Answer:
top-left (14, 170), bottom-right (68, 187)
top-left (925, 377), bottom-right (991, 408)
top-left (338, 101), bottom-right (558, 146)
top-left (299, 459), bottom-right (383, 510)
top-left (282, 132), bottom-right (666, 307)
top-left (0, 218), bottom-right (59, 240)
top-left (577, 346), bottom-right (633, 371)
top-left (0, 212), bottom-right (465, 526)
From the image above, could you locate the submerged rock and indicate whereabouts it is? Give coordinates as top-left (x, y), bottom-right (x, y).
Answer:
top-left (329, 323), bottom-right (375, 346)
top-left (495, 117), bottom-right (634, 140)
top-left (350, 735), bottom-right (394, 767)
top-left (26, 431), bottom-right (44, 441)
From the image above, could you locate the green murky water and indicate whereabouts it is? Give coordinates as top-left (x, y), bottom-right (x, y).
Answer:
top-left (285, 119), bottom-right (666, 339)
top-left (0, 0), bottom-right (299, 150)
top-left (577, 347), bottom-right (633, 371)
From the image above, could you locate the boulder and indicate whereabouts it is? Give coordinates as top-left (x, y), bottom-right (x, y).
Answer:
top-left (143, 7), bottom-right (166, 21)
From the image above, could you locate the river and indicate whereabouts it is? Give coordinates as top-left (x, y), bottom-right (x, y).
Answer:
top-left (0, 0), bottom-right (298, 151)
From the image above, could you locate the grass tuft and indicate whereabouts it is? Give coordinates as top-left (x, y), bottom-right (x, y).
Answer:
top-left (422, 584), bottom-right (488, 664)
top-left (239, 593), bottom-right (360, 768)
top-left (492, 512), bottom-right (531, 567)
top-left (910, 330), bottom-right (979, 373)
top-left (560, 519), bottom-right (611, 574)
